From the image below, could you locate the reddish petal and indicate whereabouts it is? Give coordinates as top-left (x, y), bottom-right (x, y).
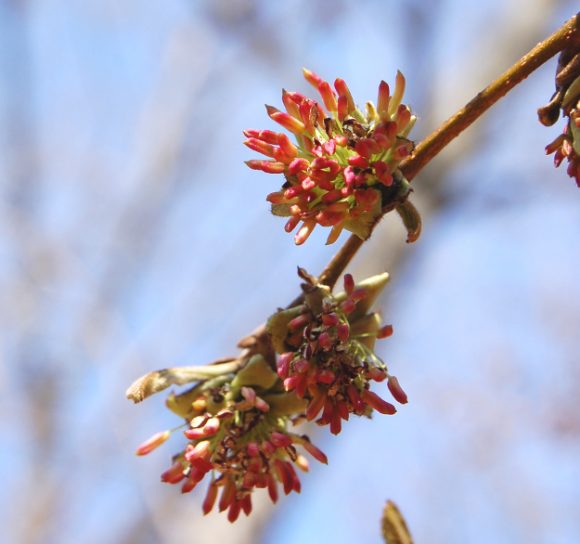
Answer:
top-left (218, 478), bottom-right (236, 512)
top-left (343, 273), bottom-right (355, 294)
top-left (347, 385), bottom-right (365, 414)
top-left (306, 390), bottom-right (326, 421)
top-left (276, 352), bottom-right (294, 379)
top-left (362, 390), bottom-right (397, 415)
top-left (336, 400), bottom-right (350, 421)
top-left (245, 159), bottom-right (286, 173)
top-left (270, 431), bottom-right (292, 448)
top-left (321, 312), bottom-right (340, 326)
top-left (330, 408), bottom-right (342, 435)
top-left (244, 137), bottom-right (278, 159)
top-left (267, 473), bottom-right (279, 503)
top-left (318, 81), bottom-right (338, 113)
top-left (160, 461), bottom-right (186, 484)
top-left (317, 369), bottom-right (335, 385)
top-left (294, 220), bottom-right (316, 245)
top-left (284, 215), bottom-right (301, 234)
top-left (227, 500), bottom-right (241, 523)
top-left (337, 323), bottom-right (350, 342)
top-left (302, 67), bottom-right (323, 88)
top-left (302, 439), bottom-right (328, 464)
top-left (282, 89), bottom-right (301, 118)
top-left (181, 473), bottom-right (199, 494)
top-left (377, 324), bottom-right (393, 338)
top-left (202, 482), bottom-right (218, 515)
top-left (274, 460), bottom-right (293, 495)
top-left (241, 494), bottom-right (253, 516)
top-left (387, 375), bottom-right (409, 404)
top-left (266, 105), bottom-right (306, 135)
top-left (334, 78), bottom-right (355, 114)
top-left (348, 154), bottom-right (369, 168)
top-left (377, 80), bottom-right (390, 117)
top-left (135, 430), bottom-right (170, 456)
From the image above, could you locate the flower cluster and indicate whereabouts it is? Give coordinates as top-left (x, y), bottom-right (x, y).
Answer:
top-left (245, 68), bottom-right (416, 244)
top-left (135, 355), bottom-right (326, 523)
top-left (129, 271), bottom-right (408, 521)
top-left (539, 49), bottom-right (580, 186)
top-left (267, 272), bottom-right (408, 435)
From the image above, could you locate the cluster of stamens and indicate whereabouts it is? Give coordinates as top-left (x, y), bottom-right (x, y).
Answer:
top-left (136, 369), bottom-right (326, 522)
top-left (245, 68), bottom-right (416, 244)
top-left (270, 273), bottom-right (408, 435)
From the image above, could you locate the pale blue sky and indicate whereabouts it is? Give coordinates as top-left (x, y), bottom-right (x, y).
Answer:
top-left (1, 1), bottom-right (579, 543)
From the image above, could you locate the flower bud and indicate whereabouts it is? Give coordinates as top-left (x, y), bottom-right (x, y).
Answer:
top-left (377, 80), bottom-right (390, 118)
top-left (361, 390), bottom-right (397, 415)
top-left (301, 439), bottom-right (328, 464)
top-left (377, 324), bottom-right (393, 338)
top-left (270, 431), bottom-right (292, 448)
top-left (202, 482), bottom-right (218, 515)
top-left (161, 461), bottom-right (186, 484)
top-left (387, 375), bottom-right (408, 404)
top-left (135, 430), bottom-right (170, 456)
top-left (245, 159), bottom-right (286, 173)
top-left (343, 274), bottom-right (355, 294)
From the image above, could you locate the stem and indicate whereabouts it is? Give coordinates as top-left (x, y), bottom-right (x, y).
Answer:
top-left (399, 12), bottom-right (579, 181)
top-left (318, 234), bottom-right (364, 288)
top-left (316, 12), bottom-right (579, 290)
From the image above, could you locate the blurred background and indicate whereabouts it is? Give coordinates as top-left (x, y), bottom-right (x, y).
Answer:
top-left (1, 0), bottom-right (579, 543)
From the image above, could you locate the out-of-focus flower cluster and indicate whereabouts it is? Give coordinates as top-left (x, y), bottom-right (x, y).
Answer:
top-left (128, 272), bottom-right (407, 522)
top-left (539, 48), bottom-right (580, 186)
top-left (267, 271), bottom-right (407, 435)
top-left (244, 69), bottom-right (416, 244)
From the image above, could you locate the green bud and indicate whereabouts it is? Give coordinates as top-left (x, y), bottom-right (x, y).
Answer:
top-left (230, 354), bottom-right (279, 390)
top-left (166, 387), bottom-right (199, 419)
top-left (263, 392), bottom-right (309, 416)
top-left (266, 305), bottom-right (304, 353)
top-left (349, 312), bottom-right (382, 350)
top-left (342, 195), bottom-right (383, 241)
top-left (561, 74), bottom-right (580, 110)
top-left (270, 202), bottom-right (292, 217)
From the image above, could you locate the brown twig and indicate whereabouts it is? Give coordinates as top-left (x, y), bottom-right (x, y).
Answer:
top-left (318, 234), bottom-right (365, 289)
top-left (314, 12), bottom-right (579, 291)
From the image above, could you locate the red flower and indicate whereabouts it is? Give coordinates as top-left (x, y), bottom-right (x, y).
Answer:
top-left (268, 272), bottom-right (408, 434)
top-left (135, 378), bottom-right (327, 522)
top-left (245, 69), bottom-right (416, 244)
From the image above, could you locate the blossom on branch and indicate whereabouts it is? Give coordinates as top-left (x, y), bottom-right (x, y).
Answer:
top-left (245, 69), bottom-right (416, 244)
top-left (267, 270), bottom-right (408, 435)
top-left (128, 270), bottom-right (408, 521)
top-left (130, 354), bottom-right (326, 522)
